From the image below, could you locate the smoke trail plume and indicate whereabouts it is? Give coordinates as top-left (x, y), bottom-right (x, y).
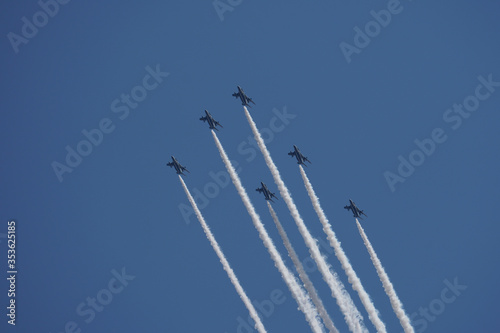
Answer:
top-left (178, 175), bottom-right (267, 333)
top-left (211, 130), bottom-right (325, 333)
top-left (267, 201), bottom-right (339, 333)
top-left (355, 219), bottom-right (414, 333)
top-left (299, 166), bottom-right (386, 332)
top-left (243, 107), bottom-right (366, 333)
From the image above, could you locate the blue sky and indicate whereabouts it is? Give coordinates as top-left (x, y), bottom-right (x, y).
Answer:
top-left (1, 0), bottom-right (499, 332)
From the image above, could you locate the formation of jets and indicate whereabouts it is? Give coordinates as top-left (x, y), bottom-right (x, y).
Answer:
top-left (169, 85), bottom-right (368, 219)
top-left (256, 182), bottom-right (279, 203)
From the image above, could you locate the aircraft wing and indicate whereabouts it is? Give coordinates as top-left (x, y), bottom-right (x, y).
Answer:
top-left (232, 92), bottom-right (240, 98)
top-left (215, 121), bottom-right (223, 128)
top-left (248, 98), bottom-right (256, 105)
top-left (256, 187), bottom-right (264, 193)
top-left (167, 162), bottom-right (174, 167)
top-left (200, 116), bottom-right (208, 122)
top-left (288, 151), bottom-right (296, 156)
top-left (181, 167), bottom-right (190, 174)
top-left (344, 205), bottom-right (352, 211)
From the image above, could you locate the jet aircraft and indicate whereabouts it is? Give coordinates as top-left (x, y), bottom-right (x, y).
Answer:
top-left (256, 182), bottom-right (278, 202)
top-left (200, 110), bottom-right (223, 131)
top-left (232, 86), bottom-right (255, 107)
top-left (344, 199), bottom-right (367, 219)
top-left (167, 156), bottom-right (190, 175)
top-left (288, 145), bottom-right (311, 166)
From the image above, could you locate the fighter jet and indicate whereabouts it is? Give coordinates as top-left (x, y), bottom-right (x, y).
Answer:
top-left (232, 86), bottom-right (255, 107)
top-left (344, 199), bottom-right (367, 219)
top-left (256, 182), bottom-right (278, 202)
top-left (200, 110), bottom-right (223, 131)
top-left (167, 156), bottom-right (190, 175)
top-left (288, 145), bottom-right (311, 166)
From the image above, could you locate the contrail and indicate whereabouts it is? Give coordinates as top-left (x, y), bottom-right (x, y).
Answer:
top-left (299, 166), bottom-right (386, 332)
top-left (243, 107), bottom-right (366, 333)
top-left (267, 202), bottom-right (339, 333)
top-left (356, 219), bottom-right (415, 333)
top-left (211, 130), bottom-right (325, 333)
top-left (178, 175), bottom-right (267, 333)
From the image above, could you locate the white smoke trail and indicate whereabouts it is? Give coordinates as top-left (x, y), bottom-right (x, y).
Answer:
top-left (356, 219), bottom-right (415, 333)
top-left (243, 107), bottom-right (366, 333)
top-left (178, 175), bottom-right (267, 333)
top-left (211, 130), bottom-right (325, 333)
top-left (299, 166), bottom-right (386, 332)
top-left (267, 202), bottom-right (339, 333)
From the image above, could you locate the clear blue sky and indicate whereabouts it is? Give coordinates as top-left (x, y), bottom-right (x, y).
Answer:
top-left (1, 1), bottom-right (499, 332)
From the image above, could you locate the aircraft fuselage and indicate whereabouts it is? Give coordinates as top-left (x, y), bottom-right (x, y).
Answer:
top-left (168, 156), bottom-right (189, 175)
